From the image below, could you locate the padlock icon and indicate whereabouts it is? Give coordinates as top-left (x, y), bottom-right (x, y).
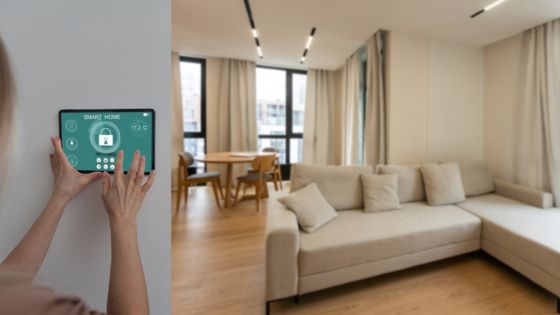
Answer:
top-left (98, 128), bottom-right (113, 146)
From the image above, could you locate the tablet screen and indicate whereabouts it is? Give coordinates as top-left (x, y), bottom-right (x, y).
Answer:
top-left (59, 109), bottom-right (155, 174)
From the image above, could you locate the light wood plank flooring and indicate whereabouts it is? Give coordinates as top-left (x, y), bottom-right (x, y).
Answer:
top-left (172, 185), bottom-right (557, 315)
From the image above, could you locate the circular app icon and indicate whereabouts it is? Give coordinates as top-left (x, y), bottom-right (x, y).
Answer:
top-left (109, 157), bottom-right (115, 163)
top-left (96, 158), bottom-right (102, 163)
top-left (89, 121), bottom-right (121, 154)
top-left (66, 137), bottom-right (78, 150)
top-left (67, 154), bottom-right (78, 167)
top-left (103, 164), bottom-right (108, 170)
top-left (96, 164), bottom-right (102, 170)
top-left (110, 164), bottom-right (115, 170)
top-left (65, 120), bottom-right (78, 133)
top-left (103, 158), bottom-right (108, 163)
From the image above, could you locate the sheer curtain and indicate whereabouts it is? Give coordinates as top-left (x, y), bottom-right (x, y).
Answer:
top-left (341, 52), bottom-right (361, 165)
top-left (302, 69), bottom-right (336, 164)
top-left (515, 18), bottom-right (560, 205)
top-left (363, 31), bottom-right (387, 168)
top-left (171, 52), bottom-right (184, 191)
top-left (214, 58), bottom-right (257, 182)
top-left (216, 58), bottom-right (257, 152)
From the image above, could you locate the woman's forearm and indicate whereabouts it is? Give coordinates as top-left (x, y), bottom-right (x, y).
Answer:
top-left (107, 223), bottom-right (149, 315)
top-left (0, 197), bottom-right (66, 279)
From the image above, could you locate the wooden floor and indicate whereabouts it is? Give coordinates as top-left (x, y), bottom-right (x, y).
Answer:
top-left (172, 185), bottom-right (557, 315)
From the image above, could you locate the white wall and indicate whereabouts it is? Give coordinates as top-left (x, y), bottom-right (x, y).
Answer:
top-left (0, 1), bottom-right (171, 313)
top-left (483, 33), bottom-right (523, 181)
top-left (387, 32), bottom-right (484, 165)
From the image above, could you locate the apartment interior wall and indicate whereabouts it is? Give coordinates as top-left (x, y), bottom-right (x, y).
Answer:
top-left (386, 31), bottom-right (485, 165)
top-left (483, 33), bottom-right (523, 181)
top-left (0, 1), bottom-right (171, 313)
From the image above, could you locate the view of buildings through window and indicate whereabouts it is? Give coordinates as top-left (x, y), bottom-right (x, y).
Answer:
top-left (180, 58), bottom-right (205, 169)
top-left (257, 67), bottom-right (306, 165)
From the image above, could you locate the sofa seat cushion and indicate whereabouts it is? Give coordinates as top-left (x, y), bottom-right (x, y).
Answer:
top-left (458, 194), bottom-right (560, 279)
top-left (298, 203), bottom-right (481, 276)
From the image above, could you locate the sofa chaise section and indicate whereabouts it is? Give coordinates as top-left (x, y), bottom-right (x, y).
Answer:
top-left (458, 180), bottom-right (560, 310)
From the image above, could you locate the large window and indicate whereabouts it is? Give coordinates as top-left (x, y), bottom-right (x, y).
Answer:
top-left (179, 57), bottom-right (206, 170)
top-left (257, 67), bottom-right (306, 175)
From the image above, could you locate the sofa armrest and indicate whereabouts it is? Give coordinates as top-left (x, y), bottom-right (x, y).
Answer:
top-left (493, 179), bottom-right (554, 208)
top-left (265, 197), bottom-right (299, 301)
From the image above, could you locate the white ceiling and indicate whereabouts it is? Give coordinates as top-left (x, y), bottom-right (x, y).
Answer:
top-left (172, 0), bottom-right (560, 70)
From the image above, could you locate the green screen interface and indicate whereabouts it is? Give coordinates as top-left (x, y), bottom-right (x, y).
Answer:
top-left (59, 110), bottom-right (155, 173)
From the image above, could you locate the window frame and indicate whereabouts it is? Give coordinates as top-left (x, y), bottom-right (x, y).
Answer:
top-left (256, 65), bottom-right (307, 176)
top-left (179, 56), bottom-right (207, 172)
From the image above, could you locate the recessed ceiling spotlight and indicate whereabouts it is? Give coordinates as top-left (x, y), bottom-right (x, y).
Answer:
top-left (243, 0), bottom-right (263, 59)
top-left (470, 0), bottom-right (509, 18)
top-left (300, 27), bottom-right (316, 64)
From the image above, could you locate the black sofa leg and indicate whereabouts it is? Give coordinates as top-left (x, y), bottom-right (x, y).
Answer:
top-left (556, 297), bottom-right (559, 314)
top-left (294, 295), bottom-right (300, 304)
top-left (265, 301), bottom-right (270, 315)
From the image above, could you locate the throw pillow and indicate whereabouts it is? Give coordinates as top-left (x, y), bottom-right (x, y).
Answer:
top-left (458, 160), bottom-right (494, 197)
top-left (278, 183), bottom-right (338, 233)
top-left (361, 174), bottom-right (400, 213)
top-left (420, 163), bottom-right (466, 206)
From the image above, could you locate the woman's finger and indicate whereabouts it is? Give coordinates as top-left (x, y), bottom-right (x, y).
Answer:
top-left (136, 155), bottom-right (146, 182)
top-left (102, 172), bottom-right (111, 196)
top-left (127, 150), bottom-right (140, 183)
top-left (141, 170), bottom-right (155, 193)
top-left (82, 172), bottom-right (103, 185)
top-left (114, 150), bottom-right (125, 187)
top-left (51, 137), bottom-right (69, 165)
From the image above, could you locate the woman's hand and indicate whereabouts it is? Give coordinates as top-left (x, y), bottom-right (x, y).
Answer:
top-left (49, 136), bottom-right (102, 205)
top-left (101, 150), bottom-right (155, 232)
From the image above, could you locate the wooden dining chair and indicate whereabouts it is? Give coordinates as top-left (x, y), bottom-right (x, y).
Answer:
top-left (261, 147), bottom-right (283, 191)
top-left (234, 154), bottom-right (277, 213)
top-left (176, 152), bottom-right (224, 211)
top-left (247, 147), bottom-right (283, 191)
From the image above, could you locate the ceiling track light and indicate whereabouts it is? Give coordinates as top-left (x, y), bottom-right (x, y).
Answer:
top-left (470, 0), bottom-right (509, 18)
top-left (300, 27), bottom-right (316, 64)
top-left (243, 0), bottom-right (263, 59)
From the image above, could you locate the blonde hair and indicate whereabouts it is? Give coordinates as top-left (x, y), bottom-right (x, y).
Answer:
top-left (0, 35), bottom-right (14, 168)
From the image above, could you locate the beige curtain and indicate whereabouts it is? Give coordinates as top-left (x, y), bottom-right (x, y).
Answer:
top-left (341, 52), bottom-right (361, 165)
top-left (213, 58), bottom-right (257, 183)
top-left (171, 52), bottom-right (184, 191)
top-left (363, 31), bottom-right (387, 168)
top-left (514, 18), bottom-right (560, 205)
top-left (302, 69), bottom-right (336, 165)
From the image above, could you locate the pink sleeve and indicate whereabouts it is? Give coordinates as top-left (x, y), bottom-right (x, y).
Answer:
top-left (0, 271), bottom-right (106, 315)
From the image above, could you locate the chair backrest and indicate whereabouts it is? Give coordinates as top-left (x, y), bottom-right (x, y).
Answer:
top-left (178, 152), bottom-right (195, 168)
top-left (261, 147), bottom-right (278, 153)
top-left (251, 154), bottom-right (277, 173)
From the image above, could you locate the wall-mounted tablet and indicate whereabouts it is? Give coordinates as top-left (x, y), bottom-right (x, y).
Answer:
top-left (59, 109), bottom-right (155, 174)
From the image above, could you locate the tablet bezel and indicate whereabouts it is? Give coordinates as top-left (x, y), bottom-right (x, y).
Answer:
top-left (58, 108), bottom-right (156, 174)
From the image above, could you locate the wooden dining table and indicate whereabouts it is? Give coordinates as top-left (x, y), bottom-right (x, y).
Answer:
top-left (195, 151), bottom-right (277, 208)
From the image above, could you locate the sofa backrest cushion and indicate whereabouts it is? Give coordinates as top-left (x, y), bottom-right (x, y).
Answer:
top-left (376, 164), bottom-right (426, 203)
top-left (420, 163), bottom-right (466, 206)
top-left (458, 160), bottom-right (494, 197)
top-left (290, 164), bottom-right (373, 210)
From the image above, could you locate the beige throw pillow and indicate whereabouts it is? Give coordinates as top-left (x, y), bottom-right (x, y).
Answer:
top-left (376, 165), bottom-right (426, 202)
top-left (420, 163), bottom-right (466, 206)
top-left (458, 160), bottom-right (494, 197)
top-left (361, 174), bottom-right (400, 213)
top-left (278, 183), bottom-right (338, 233)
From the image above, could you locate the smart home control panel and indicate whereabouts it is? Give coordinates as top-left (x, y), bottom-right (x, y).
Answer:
top-left (59, 109), bottom-right (155, 174)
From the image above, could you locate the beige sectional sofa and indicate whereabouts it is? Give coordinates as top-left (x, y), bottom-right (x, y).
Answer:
top-left (265, 163), bottom-right (560, 314)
